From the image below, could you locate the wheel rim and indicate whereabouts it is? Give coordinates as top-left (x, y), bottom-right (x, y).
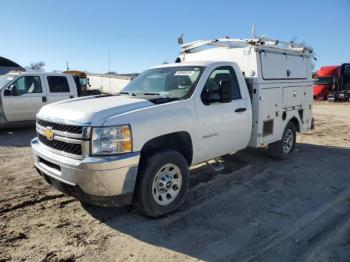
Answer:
top-left (152, 163), bottom-right (182, 206)
top-left (283, 129), bottom-right (294, 154)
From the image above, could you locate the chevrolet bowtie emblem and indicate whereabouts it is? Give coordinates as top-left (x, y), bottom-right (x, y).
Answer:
top-left (44, 127), bottom-right (54, 141)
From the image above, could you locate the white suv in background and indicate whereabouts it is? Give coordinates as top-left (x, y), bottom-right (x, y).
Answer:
top-left (0, 72), bottom-right (78, 127)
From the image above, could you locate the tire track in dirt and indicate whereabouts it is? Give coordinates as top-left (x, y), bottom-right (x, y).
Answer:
top-left (0, 193), bottom-right (65, 215)
top-left (298, 208), bottom-right (350, 261)
top-left (240, 187), bottom-right (350, 261)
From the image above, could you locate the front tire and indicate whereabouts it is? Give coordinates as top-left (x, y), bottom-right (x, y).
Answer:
top-left (133, 149), bottom-right (189, 218)
top-left (268, 122), bottom-right (297, 159)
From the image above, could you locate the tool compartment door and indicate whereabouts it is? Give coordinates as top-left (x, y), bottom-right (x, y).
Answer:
top-left (259, 51), bottom-right (308, 80)
top-left (260, 87), bottom-right (282, 143)
top-left (283, 86), bottom-right (304, 109)
top-left (260, 52), bottom-right (288, 79)
top-left (302, 84), bottom-right (313, 130)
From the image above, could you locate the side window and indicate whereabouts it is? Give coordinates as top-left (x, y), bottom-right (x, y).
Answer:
top-left (202, 66), bottom-right (241, 104)
top-left (47, 76), bottom-right (70, 93)
top-left (230, 69), bottom-right (242, 100)
top-left (12, 76), bottom-right (42, 95)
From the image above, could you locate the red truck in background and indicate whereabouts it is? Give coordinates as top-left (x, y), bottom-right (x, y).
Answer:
top-left (313, 64), bottom-right (350, 101)
top-left (313, 66), bottom-right (339, 100)
top-left (327, 63), bottom-right (350, 102)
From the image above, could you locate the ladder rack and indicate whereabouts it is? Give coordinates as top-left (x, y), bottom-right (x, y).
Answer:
top-left (180, 37), bottom-right (313, 55)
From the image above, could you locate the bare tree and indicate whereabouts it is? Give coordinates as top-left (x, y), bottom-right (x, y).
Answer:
top-left (26, 61), bottom-right (46, 72)
top-left (106, 71), bottom-right (118, 75)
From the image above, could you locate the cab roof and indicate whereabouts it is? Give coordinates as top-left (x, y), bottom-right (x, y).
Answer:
top-left (151, 60), bottom-right (226, 69)
top-left (6, 71), bottom-right (72, 77)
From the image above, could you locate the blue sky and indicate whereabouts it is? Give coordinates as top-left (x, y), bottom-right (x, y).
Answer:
top-left (1, 0), bottom-right (349, 73)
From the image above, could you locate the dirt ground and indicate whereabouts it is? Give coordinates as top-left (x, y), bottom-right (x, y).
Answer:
top-left (1, 101), bottom-right (350, 262)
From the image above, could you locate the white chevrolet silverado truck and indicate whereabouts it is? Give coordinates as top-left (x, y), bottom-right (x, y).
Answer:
top-left (31, 36), bottom-right (314, 217)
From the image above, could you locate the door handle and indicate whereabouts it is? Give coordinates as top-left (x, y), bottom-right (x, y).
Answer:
top-left (42, 96), bottom-right (47, 103)
top-left (235, 107), bottom-right (247, 113)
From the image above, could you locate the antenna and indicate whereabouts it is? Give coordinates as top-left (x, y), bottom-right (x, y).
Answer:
top-left (251, 24), bottom-right (257, 38)
top-left (108, 48), bottom-right (111, 94)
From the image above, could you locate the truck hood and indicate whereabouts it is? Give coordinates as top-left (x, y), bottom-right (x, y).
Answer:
top-left (37, 95), bottom-right (154, 126)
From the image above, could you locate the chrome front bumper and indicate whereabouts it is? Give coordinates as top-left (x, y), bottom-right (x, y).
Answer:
top-left (31, 138), bottom-right (140, 205)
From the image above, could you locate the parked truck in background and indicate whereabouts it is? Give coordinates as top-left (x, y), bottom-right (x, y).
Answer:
top-left (327, 63), bottom-right (350, 102)
top-left (313, 66), bottom-right (339, 100)
top-left (63, 70), bottom-right (101, 96)
top-left (313, 64), bottom-right (350, 101)
top-left (31, 35), bottom-right (314, 217)
top-left (63, 70), bottom-right (90, 90)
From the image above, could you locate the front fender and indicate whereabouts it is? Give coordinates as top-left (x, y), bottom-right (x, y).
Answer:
top-left (103, 99), bottom-right (198, 158)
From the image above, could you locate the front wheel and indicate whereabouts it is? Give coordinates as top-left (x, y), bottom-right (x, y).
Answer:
top-left (268, 122), bottom-right (297, 159)
top-left (133, 149), bottom-right (189, 218)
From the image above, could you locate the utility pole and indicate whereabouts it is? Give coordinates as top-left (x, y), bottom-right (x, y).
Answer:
top-left (108, 48), bottom-right (111, 93)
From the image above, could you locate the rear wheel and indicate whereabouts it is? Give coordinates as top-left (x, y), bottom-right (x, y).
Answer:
top-left (133, 149), bottom-right (189, 218)
top-left (268, 122), bottom-right (296, 159)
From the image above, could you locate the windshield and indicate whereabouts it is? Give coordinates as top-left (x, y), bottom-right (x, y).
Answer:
top-left (0, 74), bottom-right (15, 89)
top-left (314, 76), bottom-right (334, 85)
top-left (79, 77), bottom-right (88, 86)
top-left (121, 66), bottom-right (204, 99)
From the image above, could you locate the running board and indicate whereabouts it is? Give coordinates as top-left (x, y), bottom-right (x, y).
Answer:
top-left (207, 158), bottom-right (225, 172)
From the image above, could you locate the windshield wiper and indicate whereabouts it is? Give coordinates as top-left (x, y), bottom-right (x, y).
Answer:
top-left (139, 92), bottom-right (161, 96)
top-left (119, 91), bottom-right (136, 96)
top-left (150, 97), bottom-right (180, 103)
top-left (121, 92), bottom-right (179, 102)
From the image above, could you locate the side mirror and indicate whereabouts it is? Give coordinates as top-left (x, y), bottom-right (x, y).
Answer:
top-left (4, 88), bottom-right (11, 96)
top-left (4, 84), bottom-right (19, 96)
top-left (219, 80), bottom-right (232, 103)
top-left (201, 88), bottom-right (212, 105)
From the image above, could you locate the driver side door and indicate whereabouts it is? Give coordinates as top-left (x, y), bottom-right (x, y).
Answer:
top-left (195, 66), bottom-right (250, 162)
top-left (2, 75), bottom-right (47, 122)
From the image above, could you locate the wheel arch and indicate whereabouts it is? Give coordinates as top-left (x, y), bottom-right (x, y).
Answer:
top-left (140, 131), bottom-right (193, 166)
top-left (288, 116), bottom-right (301, 133)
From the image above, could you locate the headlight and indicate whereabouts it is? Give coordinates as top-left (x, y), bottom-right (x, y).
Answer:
top-left (91, 125), bottom-right (132, 155)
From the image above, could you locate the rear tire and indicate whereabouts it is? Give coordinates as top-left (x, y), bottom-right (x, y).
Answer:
top-left (133, 149), bottom-right (189, 218)
top-left (268, 122), bottom-right (297, 160)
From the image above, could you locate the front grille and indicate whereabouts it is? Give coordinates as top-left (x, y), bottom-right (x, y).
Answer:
top-left (38, 133), bottom-right (82, 155)
top-left (37, 119), bottom-right (83, 134)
